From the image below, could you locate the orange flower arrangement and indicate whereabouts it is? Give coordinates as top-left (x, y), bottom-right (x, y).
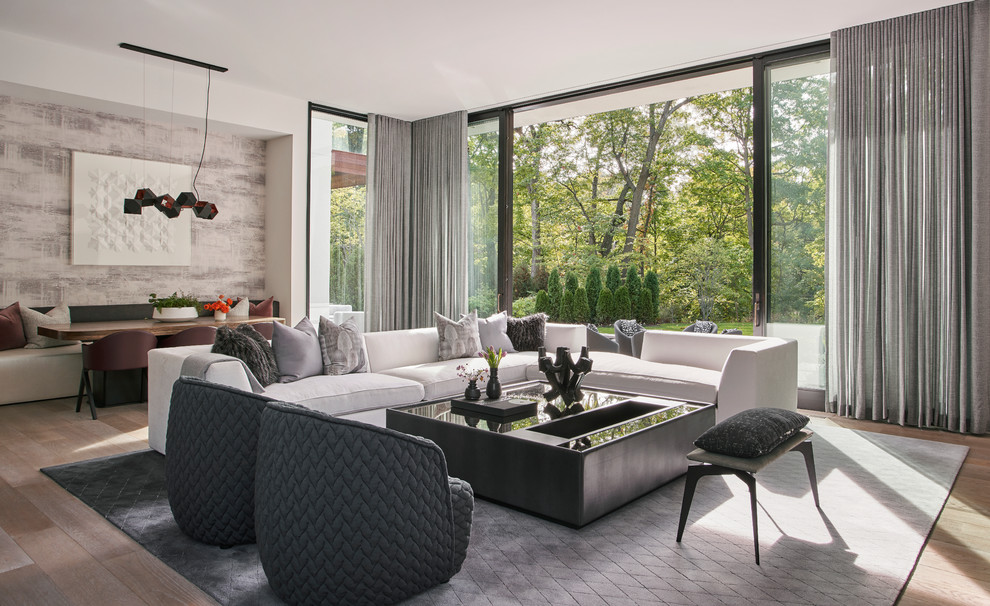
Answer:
top-left (203, 295), bottom-right (233, 313)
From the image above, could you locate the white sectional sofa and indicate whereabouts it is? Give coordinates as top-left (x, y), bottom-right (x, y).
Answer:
top-left (147, 323), bottom-right (797, 454)
top-left (0, 343), bottom-right (82, 405)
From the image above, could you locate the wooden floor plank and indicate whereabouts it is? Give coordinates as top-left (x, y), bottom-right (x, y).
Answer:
top-left (0, 564), bottom-right (74, 606)
top-left (0, 526), bottom-right (33, 575)
top-left (102, 550), bottom-right (217, 606)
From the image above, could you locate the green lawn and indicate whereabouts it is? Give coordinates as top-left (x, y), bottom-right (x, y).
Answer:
top-left (595, 321), bottom-right (753, 336)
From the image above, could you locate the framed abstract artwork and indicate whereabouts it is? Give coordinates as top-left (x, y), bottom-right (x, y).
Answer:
top-left (71, 151), bottom-right (193, 266)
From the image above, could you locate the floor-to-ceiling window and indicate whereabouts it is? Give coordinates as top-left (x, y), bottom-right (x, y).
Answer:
top-left (309, 108), bottom-right (368, 325)
top-left (510, 68), bottom-right (755, 332)
top-left (763, 55), bottom-right (830, 389)
top-left (467, 117), bottom-right (500, 316)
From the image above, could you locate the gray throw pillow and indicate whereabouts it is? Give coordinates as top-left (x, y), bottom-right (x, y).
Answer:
top-left (435, 310), bottom-right (483, 361)
top-left (212, 325), bottom-right (279, 386)
top-left (271, 317), bottom-right (323, 382)
top-left (20, 303), bottom-right (79, 349)
top-left (694, 408), bottom-right (810, 458)
top-left (474, 311), bottom-right (516, 353)
top-left (506, 313), bottom-right (547, 352)
top-left (318, 316), bottom-right (368, 375)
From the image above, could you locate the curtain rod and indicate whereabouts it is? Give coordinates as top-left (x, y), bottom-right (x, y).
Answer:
top-left (119, 43), bottom-right (228, 73)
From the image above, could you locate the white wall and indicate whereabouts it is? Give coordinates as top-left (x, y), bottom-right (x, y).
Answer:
top-left (0, 30), bottom-right (310, 323)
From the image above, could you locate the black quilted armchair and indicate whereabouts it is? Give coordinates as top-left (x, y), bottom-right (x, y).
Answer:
top-left (255, 402), bottom-right (474, 606)
top-left (165, 377), bottom-right (275, 546)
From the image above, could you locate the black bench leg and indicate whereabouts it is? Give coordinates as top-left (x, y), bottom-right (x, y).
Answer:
top-left (734, 470), bottom-right (760, 565)
top-left (794, 440), bottom-right (820, 508)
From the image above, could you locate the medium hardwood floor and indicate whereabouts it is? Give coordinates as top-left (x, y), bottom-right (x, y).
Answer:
top-left (0, 398), bottom-right (986, 605)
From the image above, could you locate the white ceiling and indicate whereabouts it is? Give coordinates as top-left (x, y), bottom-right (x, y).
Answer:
top-left (0, 0), bottom-right (962, 121)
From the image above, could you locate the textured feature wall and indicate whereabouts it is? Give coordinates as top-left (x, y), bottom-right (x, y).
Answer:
top-left (0, 94), bottom-right (267, 306)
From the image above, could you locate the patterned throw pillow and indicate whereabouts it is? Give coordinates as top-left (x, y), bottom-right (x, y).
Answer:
top-left (505, 313), bottom-right (547, 352)
top-left (694, 408), bottom-right (810, 458)
top-left (212, 325), bottom-right (279, 386)
top-left (20, 302), bottom-right (79, 349)
top-left (435, 310), bottom-right (483, 361)
top-left (318, 316), bottom-right (368, 375)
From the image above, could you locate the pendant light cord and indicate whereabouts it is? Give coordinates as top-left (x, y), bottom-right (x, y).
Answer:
top-left (192, 70), bottom-right (211, 199)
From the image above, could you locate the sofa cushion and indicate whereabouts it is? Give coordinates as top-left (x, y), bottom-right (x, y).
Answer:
top-left (381, 353), bottom-right (533, 401)
top-left (250, 296), bottom-right (274, 317)
top-left (318, 316), bottom-right (368, 375)
top-left (21, 303), bottom-right (78, 349)
top-left (548, 351), bottom-right (720, 404)
top-left (476, 311), bottom-right (515, 353)
top-left (0, 302), bottom-right (27, 351)
top-left (694, 407), bottom-right (810, 458)
top-left (262, 373), bottom-right (424, 417)
top-left (272, 318), bottom-right (323, 383)
top-left (506, 313), bottom-right (546, 351)
top-left (435, 310), bottom-right (482, 361)
top-left (364, 327), bottom-right (439, 372)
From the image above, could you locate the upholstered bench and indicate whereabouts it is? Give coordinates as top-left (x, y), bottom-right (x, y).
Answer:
top-left (675, 409), bottom-right (819, 564)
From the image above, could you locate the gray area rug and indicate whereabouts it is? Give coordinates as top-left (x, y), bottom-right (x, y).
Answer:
top-left (41, 419), bottom-right (968, 606)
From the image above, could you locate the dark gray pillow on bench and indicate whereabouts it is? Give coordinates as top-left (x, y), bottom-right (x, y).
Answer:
top-left (694, 408), bottom-right (809, 458)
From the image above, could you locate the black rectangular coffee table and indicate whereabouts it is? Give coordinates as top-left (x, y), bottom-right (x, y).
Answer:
top-left (386, 381), bottom-right (715, 527)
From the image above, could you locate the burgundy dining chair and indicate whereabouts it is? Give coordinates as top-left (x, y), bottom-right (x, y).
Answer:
top-left (76, 330), bottom-right (158, 420)
top-left (158, 326), bottom-right (217, 348)
top-left (250, 322), bottom-right (274, 340)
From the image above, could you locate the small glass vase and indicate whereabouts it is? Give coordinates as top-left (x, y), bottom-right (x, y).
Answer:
top-left (464, 380), bottom-right (481, 401)
top-left (214, 310), bottom-right (227, 321)
top-left (486, 367), bottom-right (502, 400)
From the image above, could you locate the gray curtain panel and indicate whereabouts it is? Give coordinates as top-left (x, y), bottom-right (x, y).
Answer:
top-left (365, 111), bottom-right (469, 331)
top-left (409, 111), bottom-right (470, 327)
top-left (365, 114), bottom-right (412, 332)
top-left (827, 0), bottom-right (990, 434)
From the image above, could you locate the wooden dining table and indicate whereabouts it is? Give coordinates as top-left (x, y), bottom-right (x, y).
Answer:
top-left (37, 315), bottom-right (285, 342)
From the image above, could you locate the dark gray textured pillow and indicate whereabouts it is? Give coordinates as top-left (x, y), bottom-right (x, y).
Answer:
top-left (694, 408), bottom-right (810, 458)
top-left (506, 313), bottom-right (547, 352)
top-left (318, 316), bottom-right (368, 375)
top-left (435, 310), bottom-right (483, 361)
top-left (272, 317), bottom-right (323, 382)
top-left (212, 325), bottom-right (279, 386)
top-left (235, 324), bottom-right (278, 383)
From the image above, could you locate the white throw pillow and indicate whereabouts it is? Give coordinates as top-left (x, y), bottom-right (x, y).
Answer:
top-left (473, 310), bottom-right (516, 353)
top-left (228, 297), bottom-right (250, 317)
top-left (20, 302), bottom-right (79, 349)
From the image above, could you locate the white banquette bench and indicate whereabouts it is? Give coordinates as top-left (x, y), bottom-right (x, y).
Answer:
top-left (147, 323), bottom-right (797, 454)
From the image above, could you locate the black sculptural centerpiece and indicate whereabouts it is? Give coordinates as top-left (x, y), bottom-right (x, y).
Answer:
top-left (537, 346), bottom-right (593, 420)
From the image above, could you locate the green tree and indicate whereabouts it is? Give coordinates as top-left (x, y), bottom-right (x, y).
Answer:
top-left (565, 271), bottom-right (580, 293)
top-left (560, 288), bottom-right (575, 323)
top-left (605, 265), bottom-right (621, 293)
top-left (644, 270), bottom-right (660, 321)
top-left (585, 267), bottom-right (602, 320)
top-left (635, 289), bottom-right (654, 324)
top-left (626, 268), bottom-right (642, 302)
top-left (547, 269), bottom-right (562, 321)
top-left (573, 287), bottom-right (590, 324)
top-left (534, 289), bottom-right (551, 316)
top-left (614, 285), bottom-right (632, 320)
top-left (597, 287), bottom-right (615, 324)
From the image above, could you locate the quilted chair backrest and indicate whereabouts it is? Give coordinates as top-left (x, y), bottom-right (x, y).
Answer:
top-left (165, 377), bottom-right (275, 546)
top-left (255, 402), bottom-right (457, 606)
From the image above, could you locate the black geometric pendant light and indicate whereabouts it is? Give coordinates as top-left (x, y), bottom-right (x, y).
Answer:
top-left (121, 43), bottom-right (226, 220)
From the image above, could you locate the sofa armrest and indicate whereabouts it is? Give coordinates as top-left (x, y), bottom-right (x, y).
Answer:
top-left (545, 323), bottom-right (586, 351)
top-left (148, 345), bottom-right (247, 454)
top-left (448, 476), bottom-right (474, 574)
top-left (717, 338), bottom-right (798, 422)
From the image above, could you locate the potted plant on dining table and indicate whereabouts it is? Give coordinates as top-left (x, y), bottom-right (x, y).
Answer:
top-left (149, 292), bottom-right (202, 322)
